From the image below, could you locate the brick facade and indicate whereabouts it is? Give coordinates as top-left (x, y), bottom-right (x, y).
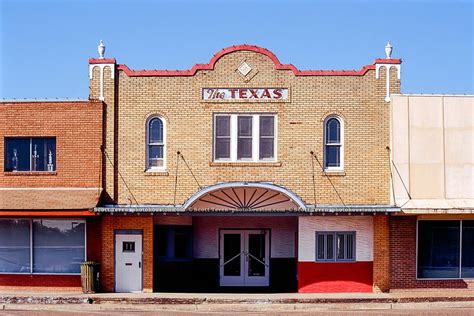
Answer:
top-left (89, 47), bottom-right (399, 207)
top-left (373, 215), bottom-right (390, 292)
top-left (0, 101), bottom-right (104, 188)
top-left (389, 216), bottom-right (472, 290)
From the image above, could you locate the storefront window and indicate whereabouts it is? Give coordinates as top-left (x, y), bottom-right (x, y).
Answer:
top-left (0, 219), bottom-right (85, 275)
top-left (418, 220), bottom-right (460, 278)
top-left (155, 225), bottom-right (192, 261)
top-left (0, 220), bottom-right (30, 273)
top-left (462, 221), bottom-right (474, 278)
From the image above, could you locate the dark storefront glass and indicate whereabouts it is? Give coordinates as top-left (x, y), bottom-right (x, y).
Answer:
top-left (462, 221), bottom-right (474, 278)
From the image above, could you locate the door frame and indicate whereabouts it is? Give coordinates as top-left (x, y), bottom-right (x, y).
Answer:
top-left (114, 229), bottom-right (144, 293)
top-left (218, 228), bottom-right (271, 287)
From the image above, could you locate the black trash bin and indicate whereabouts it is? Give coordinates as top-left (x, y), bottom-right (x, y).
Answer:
top-left (81, 261), bottom-right (100, 293)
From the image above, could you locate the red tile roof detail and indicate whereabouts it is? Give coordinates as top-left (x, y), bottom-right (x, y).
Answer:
top-left (89, 58), bottom-right (116, 64)
top-left (116, 45), bottom-right (401, 77)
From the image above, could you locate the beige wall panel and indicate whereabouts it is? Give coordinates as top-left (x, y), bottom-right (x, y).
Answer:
top-left (444, 97), bottom-right (474, 128)
top-left (298, 216), bottom-right (373, 262)
top-left (410, 164), bottom-right (445, 198)
top-left (409, 97), bottom-right (443, 128)
top-left (445, 165), bottom-right (474, 199)
top-left (391, 95), bottom-right (409, 164)
top-left (445, 129), bottom-right (473, 164)
top-left (393, 163), bottom-right (410, 202)
top-left (409, 127), bottom-right (444, 164)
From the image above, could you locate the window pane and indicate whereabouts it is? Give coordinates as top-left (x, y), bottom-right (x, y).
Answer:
top-left (417, 220), bottom-right (460, 278)
top-left (337, 233), bottom-right (345, 260)
top-left (237, 138), bottom-right (252, 159)
top-left (216, 116), bottom-right (230, 137)
top-left (238, 116), bottom-right (252, 136)
top-left (149, 118), bottom-right (163, 143)
top-left (5, 138), bottom-right (30, 172)
top-left (346, 233), bottom-right (354, 260)
top-left (259, 138), bottom-right (274, 159)
top-left (223, 234), bottom-right (241, 276)
top-left (215, 138), bottom-right (230, 159)
top-left (260, 116), bottom-right (274, 137)
top-left (326, 118), bottom-right (340, 144)
top-left (317, 234), bottom-right (325, 260)
top-left (326, 233), bottom-right (334, 260)
top-left (156, 226), bottom-right (167, 257)
top-left (33, 220), bottom-right (85, 273)
top-left (462, 221), bottom-right (474, 278)
top-left (325, 145), bottom-right (341, 168)
top-left (149, 145), bottom-right (164, 159)
top-left (174, 227), bottom-right (191, 259)
top-left (0, 220), bottom-right (30, 273)
top-left (32, 138), bottom-right (56, 171)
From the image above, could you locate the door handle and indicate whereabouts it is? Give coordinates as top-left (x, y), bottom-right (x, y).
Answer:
top-left (139, 262), bottom-right (142, 268)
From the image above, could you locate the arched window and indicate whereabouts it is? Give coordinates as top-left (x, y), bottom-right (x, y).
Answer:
top-left (147, 116), bottom-right (166, 169)
top-left (324, 116), bottom-right (343, 170)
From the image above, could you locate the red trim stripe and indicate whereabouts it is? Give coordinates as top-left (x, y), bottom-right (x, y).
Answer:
top-left (114, 45), bottom-right (401, 77)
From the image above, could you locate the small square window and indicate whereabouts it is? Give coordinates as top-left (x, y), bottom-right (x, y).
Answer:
top-left (123, 241), bottom-right (135, 253)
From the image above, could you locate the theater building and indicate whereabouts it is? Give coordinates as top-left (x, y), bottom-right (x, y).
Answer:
top-left (3, 42), bottom-right (472, 294)
top-left (87, 43), bottom-right (401, 293)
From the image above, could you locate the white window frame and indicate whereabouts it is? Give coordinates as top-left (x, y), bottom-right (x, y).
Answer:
top-left (323, 115), bottom-right (344, 171)
top-left (213, 113), bottom-right (277, 163)
top-left (146, 115), bottom-right (167, 171)
top-left (0, 218), bottom-right (87, 276)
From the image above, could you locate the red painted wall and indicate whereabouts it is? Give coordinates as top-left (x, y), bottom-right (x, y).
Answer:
top-left (298, 261), bottom-right (373, 293)
top-left (0, 275), bottom-right (81, 292)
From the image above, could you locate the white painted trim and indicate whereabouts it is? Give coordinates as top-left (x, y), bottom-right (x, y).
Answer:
top-left (182, 182), bottom-right (306, 210)
top-left (323, 115), bottom-right (344, 171)
top-left (213, 113), bottom-right (277, 163)
top-left (88, 64), bottom-right (115, 101)
top-left (376, 64), bottom-right (401, 102)
top-left (145, 115), bottom-right (167, 171)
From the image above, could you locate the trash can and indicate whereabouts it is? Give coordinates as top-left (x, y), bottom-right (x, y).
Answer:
top-left (81, 261), bottom-right (100, 293)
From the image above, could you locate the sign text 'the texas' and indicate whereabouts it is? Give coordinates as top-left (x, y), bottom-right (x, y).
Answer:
top-left (202, 88), bottom-right (289, 101)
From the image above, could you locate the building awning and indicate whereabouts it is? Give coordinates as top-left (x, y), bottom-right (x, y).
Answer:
top-left (94, 204), bottom-right (399, 215)
top-left (397, 199), bottom-right (474, 214)
top-left (0, 188), bottom-right (102, 212)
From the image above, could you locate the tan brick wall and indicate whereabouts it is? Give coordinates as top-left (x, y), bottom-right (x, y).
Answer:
top-left (100, 215), bottom-right (153, 292)
top-left (0, 101), bottom-right (103, 188)
top-left (373, 215), bottom-right (390, 292)
top-left (92, 50), bottom-right (399, 206)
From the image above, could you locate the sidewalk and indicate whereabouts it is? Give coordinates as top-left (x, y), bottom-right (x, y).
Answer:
top-left (1, 291), bottom-right (474, 312)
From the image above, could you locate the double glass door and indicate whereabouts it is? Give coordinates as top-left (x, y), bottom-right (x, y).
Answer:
top-left (219, 229), bottom-right (270, 286)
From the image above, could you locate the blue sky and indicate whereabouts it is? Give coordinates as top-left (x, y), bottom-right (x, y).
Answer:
top-left (0, 0), bottom-right (472, 99)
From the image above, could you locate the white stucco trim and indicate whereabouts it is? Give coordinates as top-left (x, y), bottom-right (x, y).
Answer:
top-left (89, 64), bottom-right (115, 101)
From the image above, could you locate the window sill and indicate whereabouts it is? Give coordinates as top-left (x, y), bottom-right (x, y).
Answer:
top-left (209, 161), bottom-right (282, 167)
top-left (3, 171), bottom-right (57, 176)
top-left (144, 169), bottom-right (169, 176)
top-left (321, 170), bottom-right (346, 176)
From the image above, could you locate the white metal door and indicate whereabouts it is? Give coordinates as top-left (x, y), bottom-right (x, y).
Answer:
top-left (115, 233), bottom-right (142, 293)
top-left (219, 230), bottom-right (269, 287)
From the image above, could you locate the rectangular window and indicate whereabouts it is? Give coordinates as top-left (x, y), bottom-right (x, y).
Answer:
top-left (0, 219), bottom-right (85, 275)
top-left (214, 114), bottom-right (276, 162)
top-left (33, 220), bottom-right (85, 274)
top-left (215, 116), bottom-right (231, 160)
top-left (0, 220), bottom-right (30, 273)
top-left (316, 232), bottom-right (355, 262)
top-left (155, 225), bottom-right (192, 261)
top-left (4, 137), bottom-right (56, 172)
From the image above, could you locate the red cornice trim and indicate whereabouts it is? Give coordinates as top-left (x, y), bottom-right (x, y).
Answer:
top-left (89, 58), bottom-right (116, 64)
top-left (0, 210), bottom-right (97, 217)
top-left (116, 45), bottom-right (401, 77)
top-left (374, 58), bottom-right (402, 64)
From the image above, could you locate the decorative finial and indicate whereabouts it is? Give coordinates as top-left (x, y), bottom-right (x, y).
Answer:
top-left (98, 40), bottom-right (105, 59)
top-left (385, 42), bottom-right (393, 59)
